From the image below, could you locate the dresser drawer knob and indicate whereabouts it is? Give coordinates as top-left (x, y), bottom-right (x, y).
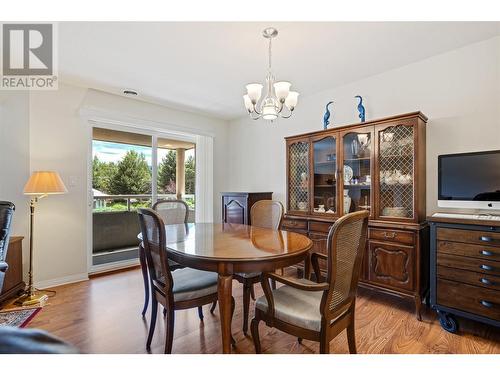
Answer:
top-left (383, 232), bottom-right (397, 239)
top-left (480, 236), bottom-right (499, 244)
top-left (480, 278), bottom-right (495, 286)
top-left (480, 300), bottom-right (494, 308)
top-left (480, 264), bottom-right (495, 271)
top-left (480, 250), bottom-right (496, 256)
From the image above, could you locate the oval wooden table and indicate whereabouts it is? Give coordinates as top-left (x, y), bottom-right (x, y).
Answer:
top-left (139, 222), bottom-right (312, 354)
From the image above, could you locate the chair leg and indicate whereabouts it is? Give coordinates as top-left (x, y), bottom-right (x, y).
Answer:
top-left (250, 318), bottom-right (261, 354)
top-left (146, 298), bottom-right (158, 351)
top-left (270, 279), bottom-right (277, 290)
top-left (139, 245), bottom-right (149, 316)
top-left (164, 309), bottom-right (175, 354)
top-left (347, 318), bottom-right (357, 354)
top-left (242, 282), bottom-right (251, 335)
top-left (250, 284), bottom-right (256, 300)
top-left (210, 301), bottom-right (217, 314)
top-left (319, 339), bottom-right (330, 354)
top-left (198, 306), bottom-right (204, 321)
top-left (231, 296), bottom-right (236, 346)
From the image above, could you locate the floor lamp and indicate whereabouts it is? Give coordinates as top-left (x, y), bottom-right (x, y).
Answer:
top-left (16, 171), bottom-right (67, 306)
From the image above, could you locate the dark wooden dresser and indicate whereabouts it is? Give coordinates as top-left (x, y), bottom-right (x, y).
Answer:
top-left (429, 215), bottom-right (500, 332)
top-left (0, 236), bottom-right (25, 306)
top-left (221, 192), bottom-right (273, 225)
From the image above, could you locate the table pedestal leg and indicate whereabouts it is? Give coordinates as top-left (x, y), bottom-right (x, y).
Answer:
top-left (217, 274), bottom-right (233, 354)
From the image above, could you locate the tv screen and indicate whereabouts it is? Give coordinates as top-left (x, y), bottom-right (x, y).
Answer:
top-left (438, 150), bottom-right (500, 202)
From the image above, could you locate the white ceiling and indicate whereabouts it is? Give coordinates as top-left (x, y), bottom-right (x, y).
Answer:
top-left (59, 22), bottom-right (500, 120)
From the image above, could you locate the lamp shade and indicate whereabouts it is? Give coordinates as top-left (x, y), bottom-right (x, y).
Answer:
top-left (23, 171), bottom-right (68, 195)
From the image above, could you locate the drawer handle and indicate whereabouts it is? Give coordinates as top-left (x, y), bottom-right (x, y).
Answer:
top-left (480, 300), bottom-right (494, 308)
top-left (480, 236), bottom-right (499, 244)
top-left (480, 250), bottom-right (497, 256)
top-left (480, 264), bottom-right (496, 271)
top-left (480, 277), bottom-right (495, 286)
top-left (383, 232), bottom-right (397, 239)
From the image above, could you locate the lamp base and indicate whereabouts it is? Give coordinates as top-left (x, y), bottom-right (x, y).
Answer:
top-left (15, 292), bottom-right (48, 307)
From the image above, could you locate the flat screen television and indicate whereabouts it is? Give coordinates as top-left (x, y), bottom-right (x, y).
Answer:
top-left (438, 150), bottom-right (500, 210)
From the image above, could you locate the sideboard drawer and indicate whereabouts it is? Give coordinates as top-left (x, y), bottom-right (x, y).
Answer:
top-left (437, 253), bottom-right (500, 276)
top-left (309, 221), bottom-right (333, 234)
top-left (437, 266), bottom-right (500, 291)
top-left (437, 278), bottom-right (500, 321)
top-left (369, 228), bottom-right (415, 246)
top-left (437, 228), bottom-right (500, 247)
top-left (282, 219), bottom-right (308, 230)
top-left (437, 240), bottom-right (500, 262)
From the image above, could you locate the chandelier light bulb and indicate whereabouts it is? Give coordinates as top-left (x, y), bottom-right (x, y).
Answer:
top-left (285, 91), bottom-right (299, 110)
top-left (243, 95), bottom-right (254, 112)
top-left (274, 81), bottom-right (291, 102)
top-left (246, 83), bottom-right (263, 103)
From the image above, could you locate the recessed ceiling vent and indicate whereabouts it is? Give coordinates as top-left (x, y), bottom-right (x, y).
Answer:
top-left (123, 89), bottom-right (138, 96)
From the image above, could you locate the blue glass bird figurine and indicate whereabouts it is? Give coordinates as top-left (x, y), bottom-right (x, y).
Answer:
top-left (355, 95), bottom-right (365, 122)
top-left (323, 101), bottom-right (333, 129)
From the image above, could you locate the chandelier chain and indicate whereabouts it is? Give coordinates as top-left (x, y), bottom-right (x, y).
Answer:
top-left (268, 37), bottom-right (272, 72)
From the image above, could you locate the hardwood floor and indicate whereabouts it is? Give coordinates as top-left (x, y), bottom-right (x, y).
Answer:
top-left (12, 267), bottom-right (500, 354)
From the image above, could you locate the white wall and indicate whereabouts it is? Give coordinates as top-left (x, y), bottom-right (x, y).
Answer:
top-left (29, 83), bottom-right (229, 287)
top-left (227, 36), bottom-right (500, 215)
top-left (0, 91), bottom-right (30, 269)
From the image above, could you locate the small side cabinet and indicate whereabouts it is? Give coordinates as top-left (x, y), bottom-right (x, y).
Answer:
top-left (0, 236), bottom-right (25, 306)
top-left (221, 192), bottom-right (273, 225)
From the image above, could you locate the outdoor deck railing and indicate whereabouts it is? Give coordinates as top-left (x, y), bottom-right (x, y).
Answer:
top-left (93, 194), bottom-right (195, 212)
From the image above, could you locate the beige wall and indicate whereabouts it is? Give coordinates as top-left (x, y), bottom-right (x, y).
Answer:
top-left (227, 36), bottom-right (500, 216)
top-left (0, 91), bottom-right (30, 271)
top-left (28, 84), bottom-right (229, 287)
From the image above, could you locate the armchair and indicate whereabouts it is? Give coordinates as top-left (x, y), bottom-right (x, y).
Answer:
top-left (250, 210), bottom-right (369, 354)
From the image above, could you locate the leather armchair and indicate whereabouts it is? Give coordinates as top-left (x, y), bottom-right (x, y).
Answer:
top-left (0, 201), bottom-right (15, 293)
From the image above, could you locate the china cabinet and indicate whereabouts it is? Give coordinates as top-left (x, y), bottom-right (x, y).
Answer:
top-left (284, 112), bottom-right (428, 319)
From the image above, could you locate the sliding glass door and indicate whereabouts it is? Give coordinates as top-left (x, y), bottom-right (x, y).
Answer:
top-left (91, 127), bottom-right (196, 268)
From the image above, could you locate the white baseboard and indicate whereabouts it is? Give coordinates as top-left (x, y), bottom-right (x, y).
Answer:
top-left (89, 258), bottom-right (140, 275)
top-left (35, 273), bottom-right (89, 289)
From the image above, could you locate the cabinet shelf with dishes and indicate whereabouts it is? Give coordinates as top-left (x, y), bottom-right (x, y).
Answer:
top-left (284, 112), bottom-right (428, 320)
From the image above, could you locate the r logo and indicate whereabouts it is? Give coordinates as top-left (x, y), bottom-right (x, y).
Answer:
top-left (2, 24), bottom-right (53, 76)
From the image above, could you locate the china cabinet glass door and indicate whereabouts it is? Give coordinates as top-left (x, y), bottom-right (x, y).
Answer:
top-left (312, 135), bottom-right (338, 215)
top-left (288, 141), bottom-right (310, 213)
top-left (377, 124), bottom-right (414, 219)
top-left (342, 130), bottom-right (373, 215)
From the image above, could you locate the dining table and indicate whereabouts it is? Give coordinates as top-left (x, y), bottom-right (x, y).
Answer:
top-left (138, 222), bottom-right (312, 353)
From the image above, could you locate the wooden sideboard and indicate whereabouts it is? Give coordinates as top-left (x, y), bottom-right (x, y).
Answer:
top-left (0, 236), bottom-right (25, 306)
top-left (428, 216), bottom-right (500, 332)
top-left (221, 192), bottom-right (273, 225)
top-left (283, 112), bottom-right (428, 319)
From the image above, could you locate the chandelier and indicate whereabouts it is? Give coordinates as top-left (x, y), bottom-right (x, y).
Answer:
top-left (243, 27), bottom-right (299, 121)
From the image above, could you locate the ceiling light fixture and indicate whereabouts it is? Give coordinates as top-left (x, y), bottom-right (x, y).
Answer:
top-left (243, 27), bottom-right (299, 122)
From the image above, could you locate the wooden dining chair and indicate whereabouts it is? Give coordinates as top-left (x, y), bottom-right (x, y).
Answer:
top-left (138, 208), bottom-right (224, 354)
top-left (250, 210), bottom-right (369, 354)
top-left (234, 200), bottom-right (284, 335)
top-left (141, 199), bottom-right (209, 319)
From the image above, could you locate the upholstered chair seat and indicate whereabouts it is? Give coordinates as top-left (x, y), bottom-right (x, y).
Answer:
top-left (167, 268), bottom-right (218, 302)
top-left (255, 279), bottom-right (347, 331)
top-left (235, 271), bottom-right (260, 279)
